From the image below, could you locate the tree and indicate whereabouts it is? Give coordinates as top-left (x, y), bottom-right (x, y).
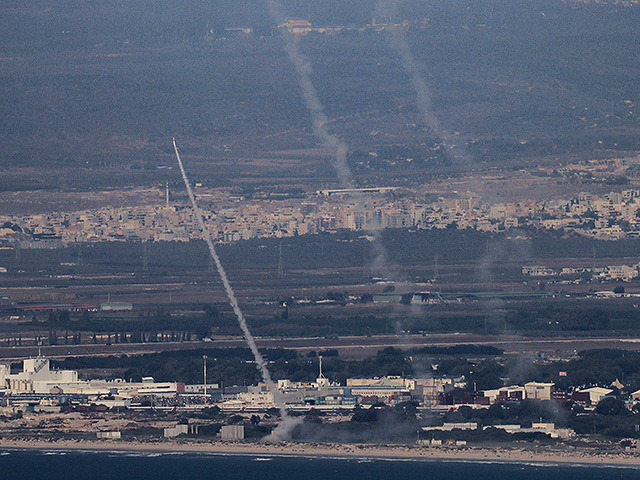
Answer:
top-left (194, 319), bottom-right (214, 339)
top-left (201, 406), bottom-right (220, 418)
top-left (360, 293), bottom-right (373, 303)
top-left (58, 311), bottom-right (70, 323)
top-left (351, 405), bottom-right (379, 423)
top-left (595, 396), bottom-right (627, 416)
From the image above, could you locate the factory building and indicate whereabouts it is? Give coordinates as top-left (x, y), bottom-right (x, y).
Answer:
top-left (0, 356), bottom-right (184, 404)
top-left (0, 356), bottom-right (78, 393)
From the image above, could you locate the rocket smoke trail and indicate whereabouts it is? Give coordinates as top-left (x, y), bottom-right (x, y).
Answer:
top-left (374, 0), bottom-right (475, 168)
top-left (374, 2), bottom-right (530, 349)
top-left (266, 0), bottom-right (353, 188)
top-left (374, 0), bottom-right (441, 136)
top-left (266, 0), bottom-right (403, 283)
top-left (172, 138), bottom-right (300, 441)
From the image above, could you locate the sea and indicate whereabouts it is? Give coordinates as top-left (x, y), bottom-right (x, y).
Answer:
top-left (1, 449), bottom-right (639, 480)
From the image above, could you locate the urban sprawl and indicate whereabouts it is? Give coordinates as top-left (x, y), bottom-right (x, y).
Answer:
top-left (3, 186), bottom-right (640, 248)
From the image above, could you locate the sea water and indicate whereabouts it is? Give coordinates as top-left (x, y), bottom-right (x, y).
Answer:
top-left (0, 449), bottom-right (637, 479)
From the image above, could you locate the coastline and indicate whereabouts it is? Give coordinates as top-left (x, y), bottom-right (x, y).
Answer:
top-left (1, 439), bottom-right (639, 467)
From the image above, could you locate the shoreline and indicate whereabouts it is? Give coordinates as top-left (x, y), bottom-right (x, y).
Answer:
top-left (1, 439), bottom-right (639, 467)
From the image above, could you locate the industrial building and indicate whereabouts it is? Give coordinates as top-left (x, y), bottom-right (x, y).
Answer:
top-left (0, 355), bottom-right (626, 418)
top-left (0, 356), bottom-right (78, 393)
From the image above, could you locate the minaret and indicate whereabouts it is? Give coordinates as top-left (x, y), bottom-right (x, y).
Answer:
top-left (203, 355), bottom-right (208, 407)
top-left (316, 355), bottom-right (329, 387)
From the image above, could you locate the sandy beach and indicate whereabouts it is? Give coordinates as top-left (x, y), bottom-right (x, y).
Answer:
top-left (1, 438), bottom-right (639, 467)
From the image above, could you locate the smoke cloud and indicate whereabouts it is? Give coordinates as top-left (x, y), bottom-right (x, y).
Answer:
top-left (173, 138), bottom-right (300, 441)
top-left (266, 1), bottom-right (430, 349)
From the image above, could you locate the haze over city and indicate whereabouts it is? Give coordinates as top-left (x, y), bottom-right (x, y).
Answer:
top-left (2, 0), bottom-right (640, 477)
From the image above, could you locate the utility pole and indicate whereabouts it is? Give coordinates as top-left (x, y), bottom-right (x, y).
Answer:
top-left (203, 355), bottom-right (208, 407)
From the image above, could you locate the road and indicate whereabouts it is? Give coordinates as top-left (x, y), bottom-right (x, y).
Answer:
top-left (1, 333), bottom-right (640, 362)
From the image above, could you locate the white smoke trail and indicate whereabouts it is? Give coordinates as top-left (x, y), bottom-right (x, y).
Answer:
top-left (266, 0), bottom-right (404, 274)
top-left (173, 138), bottom-right (300, 441)
top-left (266, 0), bottom-right (353, 188)
top-left (266, 3), bottom-right (422, 342)
top-left (374, 0), bottom-right (476, 168)
top-left (374, 0), bottom-right (441, 137)
top-left (375, 3), bottom-right (535, 364)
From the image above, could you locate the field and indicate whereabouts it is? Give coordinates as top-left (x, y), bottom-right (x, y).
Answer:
top-left (2, 0), bottom-right (640, 194)
top-left (1, 231), bottom-right (640, 354)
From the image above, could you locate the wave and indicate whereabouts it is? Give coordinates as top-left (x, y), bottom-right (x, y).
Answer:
top-left (5, 445), bottom-right (639, 472)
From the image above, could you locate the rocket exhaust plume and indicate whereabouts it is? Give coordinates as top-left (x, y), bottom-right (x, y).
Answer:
top-left (266, 0), bottom-right (353, 188)
top-left (172, 138), bottom-right (300, 441)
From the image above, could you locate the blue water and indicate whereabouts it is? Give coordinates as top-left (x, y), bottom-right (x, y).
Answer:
top-left (0, 449), bottom-right (638, 479)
